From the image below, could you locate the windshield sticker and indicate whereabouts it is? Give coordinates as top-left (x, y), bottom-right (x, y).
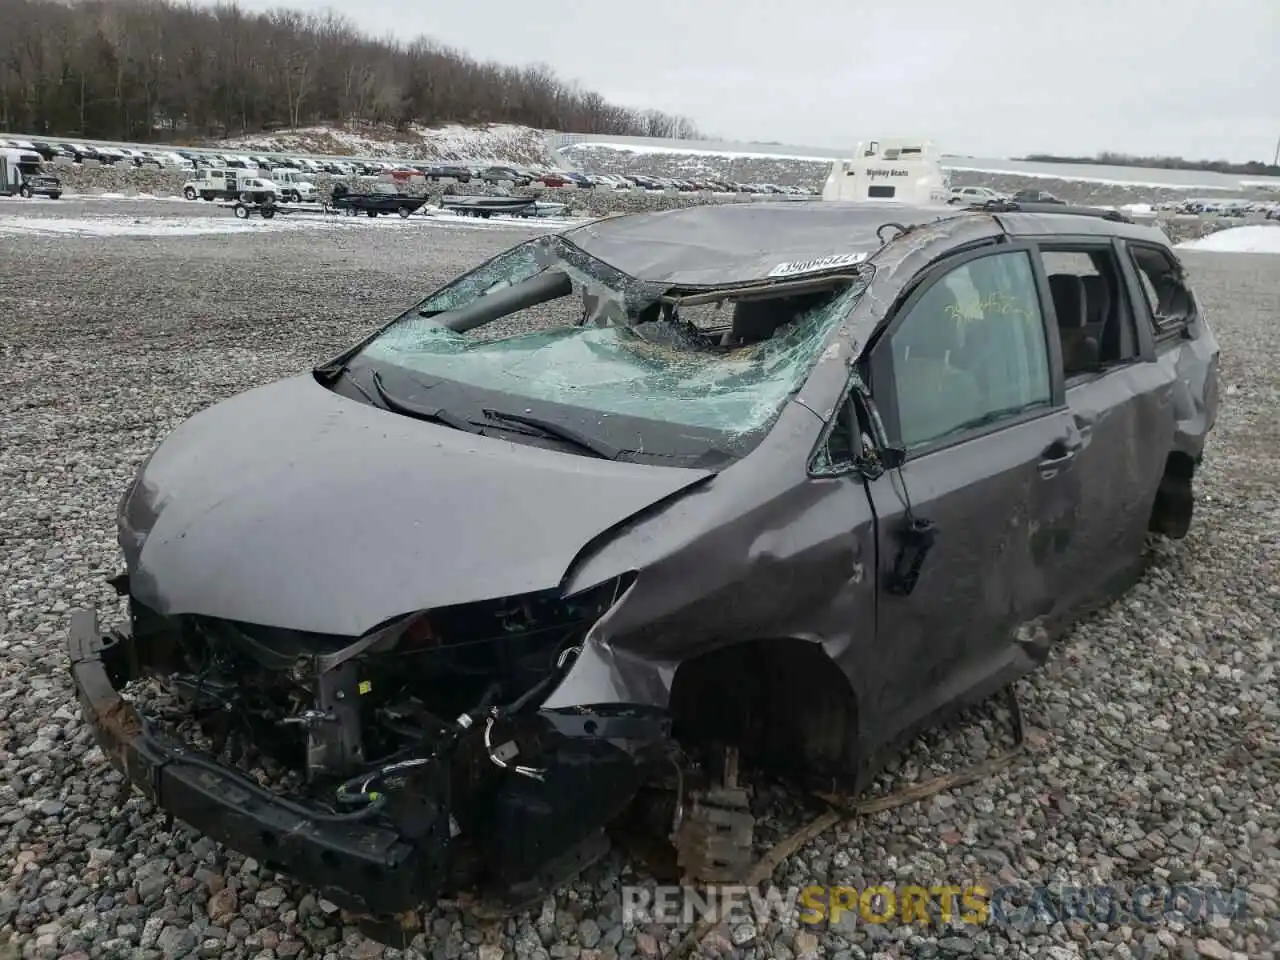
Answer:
top-left (767, 252), bottom-right (867, 278)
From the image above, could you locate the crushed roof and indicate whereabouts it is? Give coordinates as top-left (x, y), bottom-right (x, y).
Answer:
top-left (562, 199), bottom-right (968, 287)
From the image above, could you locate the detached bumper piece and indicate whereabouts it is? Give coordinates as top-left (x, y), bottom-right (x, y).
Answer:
top-left (66, 609), bottom-right (447, 923)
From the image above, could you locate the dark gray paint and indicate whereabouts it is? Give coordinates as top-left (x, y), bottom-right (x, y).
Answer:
top-left (115, 200), bottom-right (1219, 778)
top-left (121, 375), bottom-right (712, 637)
top-left (562, 199), bottom-right (968, 287)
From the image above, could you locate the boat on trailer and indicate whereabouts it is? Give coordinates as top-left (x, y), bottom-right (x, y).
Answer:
top-left (821, 138), bottom-right (952, 204)
top-left (439, 195), bottom-right (566, 219)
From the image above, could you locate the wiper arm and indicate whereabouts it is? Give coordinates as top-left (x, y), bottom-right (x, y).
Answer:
top-left (481, 409), bottom-right (623, 460)
top-left (371, 371), bottom-right (485, 434)
top-left (319, 363), bottom-right (378, 405)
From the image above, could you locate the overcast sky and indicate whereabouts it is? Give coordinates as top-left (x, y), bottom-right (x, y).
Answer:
top-left (225, 0), bottom-right (1277, 162)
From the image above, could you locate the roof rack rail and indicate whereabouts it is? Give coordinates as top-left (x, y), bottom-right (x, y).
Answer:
top-left (967, 198), bottom-right (1134, 224)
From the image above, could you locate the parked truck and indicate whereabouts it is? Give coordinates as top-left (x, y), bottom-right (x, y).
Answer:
top-left (0, 147), bottom-right (62, 198)
top-left (183, 168), bottom-right (279, 203)
top-left (268, 167), bottom-right (318, 203)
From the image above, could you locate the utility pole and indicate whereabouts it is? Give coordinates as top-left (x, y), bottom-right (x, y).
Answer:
top-left (1274, 133), bottom-right (1279, 167)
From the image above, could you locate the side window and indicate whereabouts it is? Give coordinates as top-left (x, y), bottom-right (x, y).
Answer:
top-left (1040, 247), bottom-right (1140, 376)
top-left (1128, 244), bottom-right (1195, 342)
top-left (886, 250), bottom-right (1052, 449)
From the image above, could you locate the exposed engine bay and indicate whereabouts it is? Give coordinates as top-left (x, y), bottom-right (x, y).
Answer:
top-left (75, 571), bottom-right (711, 945)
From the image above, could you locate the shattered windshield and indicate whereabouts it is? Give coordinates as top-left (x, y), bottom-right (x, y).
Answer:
top-left (354, 235), bottom-right (869, 457)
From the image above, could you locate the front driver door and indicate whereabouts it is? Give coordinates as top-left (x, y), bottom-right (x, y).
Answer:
top-left (859, 243), bottom-right (1082, 745)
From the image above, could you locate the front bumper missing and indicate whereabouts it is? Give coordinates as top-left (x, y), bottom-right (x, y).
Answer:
top-left (67, 609), bottom-right (435, 919)
top-left (66, 606), bottom-right (674, 940)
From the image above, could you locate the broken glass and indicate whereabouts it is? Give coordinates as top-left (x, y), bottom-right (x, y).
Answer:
top-left (413, 239), bottom-right (550, 315)
top-left (365, 274), bottom-right (867, 436)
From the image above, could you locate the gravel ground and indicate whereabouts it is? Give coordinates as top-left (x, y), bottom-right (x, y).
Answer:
top-left (1, 200), bottom-right (1277, 960)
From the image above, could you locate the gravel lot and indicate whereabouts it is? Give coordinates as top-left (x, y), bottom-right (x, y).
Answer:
top-left (1, 199), bottom-right (1277, 960)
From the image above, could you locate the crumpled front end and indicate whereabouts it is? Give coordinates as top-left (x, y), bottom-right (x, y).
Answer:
top-left (66, 572), bottom-right (673, 944)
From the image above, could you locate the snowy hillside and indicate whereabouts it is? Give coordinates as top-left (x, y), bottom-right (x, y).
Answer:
top-left (210, 123), bottom-right (553, 165)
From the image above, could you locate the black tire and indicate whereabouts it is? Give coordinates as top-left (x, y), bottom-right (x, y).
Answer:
top-left (49, 192), bottom-right (61, 200)
top-left (261, 207), bottom-right (275, 219)
top-left (366, 209), bottom-right (377, 218)
top-left (184, 186), bottom-right (197, 200)
top-left (201, 194), bottom-right (212, 201)
top-left (19, 184), bottom-right (32, 198)
top-left (398, 205), bottom-right (411, 218)
top-left (233, 204), bottom-right (249, 219)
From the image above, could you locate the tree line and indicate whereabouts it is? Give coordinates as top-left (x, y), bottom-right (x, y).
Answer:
top-left (0, 0), bottom-right (704, 143)
top-left (1022, 151), bottom-right (1279, 178)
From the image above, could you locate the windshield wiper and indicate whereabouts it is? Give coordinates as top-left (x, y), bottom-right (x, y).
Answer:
top-left (371, 371), bottom-right (485, 434)
top-left (319, 364), bottom-right (379, 405)
top-left (481, 409), bottom-right (624, 460)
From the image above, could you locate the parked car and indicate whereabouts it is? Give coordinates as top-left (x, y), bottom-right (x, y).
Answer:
top-left (56, 142), bottom-right (100, 163)
top-left (28, 141), bottom-right (73, 162)
top-left (422, 164), bottom-right (471, 183)
top-left (480, 165), bottom-right (531, 186)
top-left (67, 198), bottom-right (1218, 946)
top-left (591, 173), bottom-right (631, 190)
top-left (138, 150), bottom-right (189, 169)
top-left (949, 186), bottom-right (1007, 204)
top-left (1013, 188), bottom-right (1065, 204)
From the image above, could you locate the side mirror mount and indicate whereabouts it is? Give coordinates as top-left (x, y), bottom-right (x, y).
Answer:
top-left (879, 444), bottom-right (907, 471)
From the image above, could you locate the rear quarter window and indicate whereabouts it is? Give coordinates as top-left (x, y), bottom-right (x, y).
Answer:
top-left (1128, 244), bottom-right (1196, 341)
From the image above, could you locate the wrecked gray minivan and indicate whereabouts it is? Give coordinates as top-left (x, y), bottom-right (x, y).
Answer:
top-left (68, 199), bottom-right (1218, 943)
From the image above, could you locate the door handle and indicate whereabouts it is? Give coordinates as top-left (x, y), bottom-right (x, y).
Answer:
top-left (1038, 437), bottom-right (1081, 475)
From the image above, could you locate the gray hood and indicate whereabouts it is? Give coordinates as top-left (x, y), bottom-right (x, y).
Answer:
top-left (122, 374), bottom-right (712, 636)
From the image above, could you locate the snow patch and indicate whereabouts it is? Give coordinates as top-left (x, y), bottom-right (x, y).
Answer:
top-left (1176, 224), bottom-right (1280, 253)
top-left (0, 214), bottom-right (314, 236)
top-left (0, 209), bottom-right (589, 238)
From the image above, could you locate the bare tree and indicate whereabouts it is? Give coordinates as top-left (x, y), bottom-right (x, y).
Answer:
top-left (0, 0), bottom-right (704, 142)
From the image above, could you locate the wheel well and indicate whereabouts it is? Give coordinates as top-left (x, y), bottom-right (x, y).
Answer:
top-left (1148, 451), bottom-right (1198, 538)
top-left (668, 639), bottom-right (859, 783)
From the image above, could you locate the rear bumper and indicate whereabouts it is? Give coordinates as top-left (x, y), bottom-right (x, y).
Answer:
top-left (67, 608), bottom-right (444, 918)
